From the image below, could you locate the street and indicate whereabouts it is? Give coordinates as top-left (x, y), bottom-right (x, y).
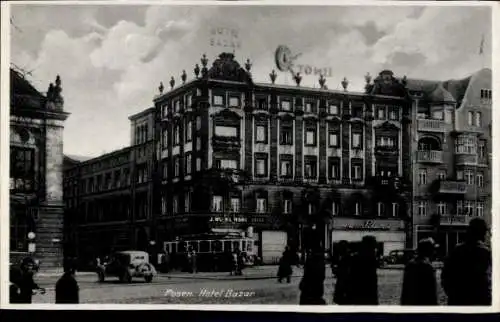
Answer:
top-left (31, 267), bottom-right (447, 305)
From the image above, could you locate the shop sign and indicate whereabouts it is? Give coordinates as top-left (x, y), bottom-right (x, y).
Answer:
top-left (334, 219), bottom-right (404, 231)
top-left (209, 215), bottom-right (267, 225)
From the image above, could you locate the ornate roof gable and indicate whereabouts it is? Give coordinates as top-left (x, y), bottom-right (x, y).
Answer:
top-left (207, 53), bottom-right (252, 83)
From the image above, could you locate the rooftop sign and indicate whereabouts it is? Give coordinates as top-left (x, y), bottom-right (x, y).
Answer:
top-left (274, 45), bottom-right (332, 77)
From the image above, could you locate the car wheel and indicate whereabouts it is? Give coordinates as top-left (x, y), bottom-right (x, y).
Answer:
top-left (98, 272), bottom-right (105, 283)
top-left (145, 275), bottom-right (153, 283)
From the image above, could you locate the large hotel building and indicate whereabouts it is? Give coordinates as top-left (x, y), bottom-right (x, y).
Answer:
top-left (62, 52), bottom-right (492, 265)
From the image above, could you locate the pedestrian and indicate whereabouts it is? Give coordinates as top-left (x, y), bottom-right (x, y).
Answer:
top-left (299, 247), bottom-right (326, 305)
top-left (344, 235), bottom-right (379, 305)
top-left (277, 246), bottom-right (294, 283)
top-left (332, 240), bottom-right (351, 305)
top-left (441, 218), bottom-right (492, 306)
top-left (401, 238), bottom-right (438, 305)
top-left (191, 249), bottom-right (198, 274)
top-left (10, 257), bottom-right (46, 304)
top-left (55, 260), bottom-right (79, 304)
top-left (236, 250), bottom-right (245, 276)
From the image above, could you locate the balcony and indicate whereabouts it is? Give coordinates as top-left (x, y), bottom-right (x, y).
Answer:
top-left (435, 180), bottom-right (467, 194)
top-left (440, 215), bottom-right (472, 226)
top-left (455, 154), bottom-right (478, 166)
top-left (212, 136), bottom-right (241, 150)
top-left (417, 118), bottom-right (448, 133)
top-left (417, 150), bottom-right (443, 163)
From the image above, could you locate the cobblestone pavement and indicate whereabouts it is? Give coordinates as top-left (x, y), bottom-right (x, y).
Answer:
top-left (31, 268), bottom-right (447, 305)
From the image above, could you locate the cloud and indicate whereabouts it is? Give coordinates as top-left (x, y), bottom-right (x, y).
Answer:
top-left (10, 4), bottom-right (492, 157)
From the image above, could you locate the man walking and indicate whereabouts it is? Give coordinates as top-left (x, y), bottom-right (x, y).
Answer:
top-left (55, 260), bottom-right (79, 304)
top-left (441, 218), bottom-right (491, 306)
top-left (401, 238), bottom-right (438, 305)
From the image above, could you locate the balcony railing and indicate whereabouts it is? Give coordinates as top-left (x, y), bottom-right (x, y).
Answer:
top-left (417, 150), bottom-right (443, 163)
top-left (417, 118), bottom-right (448, 132)
top-left (455, 154), bottom-right (478, 166)
top-left (436, 180), bottom-right (467, 194)
top-left (440, 215), bottom-right (471, 226)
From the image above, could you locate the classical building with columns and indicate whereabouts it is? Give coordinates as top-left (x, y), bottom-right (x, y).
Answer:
top-left (10, 68), bottom-right (69, 269)
top-left (154, 53), bottom-right (414, 263)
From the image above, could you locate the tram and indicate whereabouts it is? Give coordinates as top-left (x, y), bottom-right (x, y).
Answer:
top-left (164, 233), bottom-right (258, 272)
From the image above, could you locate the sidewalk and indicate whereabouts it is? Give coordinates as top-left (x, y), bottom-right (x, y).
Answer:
top-left (162, 265), bottom-right (300, 280)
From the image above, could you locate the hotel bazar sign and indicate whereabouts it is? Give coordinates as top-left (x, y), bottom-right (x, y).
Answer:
top-left (332, 219), bottom-right (405, 231)
top-left (209, 215), bottom-right (266, 225)
top-left (275, 45), bottom-right (332, 77)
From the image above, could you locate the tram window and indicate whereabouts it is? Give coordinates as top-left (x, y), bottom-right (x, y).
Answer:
top-left (233, 241), bottom-right (240, 251)
top-left (191, 242), bottom-right (199, 252)
top-left (247, 242), bottom-right (252, 252)
top-left (200, 241), bottom-right (210, 252)
top-left (179, 242), bottom-right (186, 252)
top-left (224, 241), bottom-right (232, 252)
top-left (213, 241), bottom-right (222, 252)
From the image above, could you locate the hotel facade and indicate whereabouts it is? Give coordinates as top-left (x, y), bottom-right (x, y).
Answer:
top-left (63, 52), bottom-right (492, 265)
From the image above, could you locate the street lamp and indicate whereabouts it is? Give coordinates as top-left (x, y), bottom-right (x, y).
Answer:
top-left (27, 232), bottom-right (36, 255)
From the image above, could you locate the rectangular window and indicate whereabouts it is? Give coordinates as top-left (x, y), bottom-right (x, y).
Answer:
top-left (377, 106), bottom-right (386, 120)
top-left (464, 201), bottom-right (474, 216)
top-left (280, 160), bottom-right (292, 177)
top-left (280, 126), bottom-right (293, 145)
top-left (161, 195), bottom-right (167, 215)
top-left (174, 100), bottom-right (181, 113)
top-left (229, 96), bottom-right (240, 107)
top-left (10, 147), bottom-right (35, 192)
top-left (465, 170), bottom-right (474, 185)
top-left (173, 196), bottom-right (178, 214)
top-left (186, 121), bottom-right (192, 142)
top-left (332, 201), bottom-right (339, 216)
top-left (186, 95), bottom-right (192, 107)
top-left (305, 130), bottom-right (316, 146)
top-left (377, 202), bottom-right (385, 216)
top-left (329, 132), bottom-right (339, 147)
top-left (230, 198), bottom-right (240, 212)
top-left (162, 163), bottom-right (168, 179)
top-left (351, 164), bottom-right (362, 180)
top-left (475, 112), bottom-right (482, 127)
top-left (478, 140), bottom-right (486, 158)
top-left (284, 199), bottom-right (292, 214)
top-left (255, 159), bottom-right (267, 176)
top-left (468, 111), bottom-right (474, 126)
top-left (174, 158), bottom-right (180, 177)
top-left (418, 201), bottom-right (427, 216)
top-left (304, 158), bottom-right (317, 178)
top-left (174, 125), bottom-right (180, 145)
top-left (258, 98), bottom-right (267, 110)
top-left (418, 169), bottom-right (427, 185)
top-left (476, 173), bottom-right (484, 187)
top-left (213, 94), bottom-right (224, 106)
top-left (196, 158), bottom-right (201, 171)
top-left (476, 202), bottom-right (484, 217)
top-left (281, 100), bottom-right (291, 111)
top-left (352, 132), bottom-right (362, 148)
top-left (185, 192), bottom-right (191, 212)
top-left (438, 171), bottom-right (446, 180)
top-left (329, 104), bottom-right (339, 115)
top-left (456, 200), bottom-right (463, 215)
top-left (437, 202), bottom-right (447, 215)
top-left (185, 154), bottom-right (192, 174)
top-left (162, 129), bottom-right (168, 150)
top-left (389, 107), bottom-right (399, 120)
top-left (305, 102), bottom-right (313, 113)
top-left (329, 159), bottom-right (340, 179)
top-left (216, 159), bottom-right (238, 169)
top-left (256, 125), bottom-right (267, 143)
top-left (196, 137), bottom-right (201, 151)
top-left (432, 110), bottom-right (443, 120)
top-left (392, 203), bottom-right (399, 217)
top-left (196, 116), bottom-right (202, 130)
top-left (215, 125), bottom-right (238, 137)
top-left (256, 198), bottom-right (266, 213)
top-left (456, 170), bottom-right (464, 180)
top-left (444, 110), bottom-right (453, 124)
top-left (355, 202), bottom-right (362, 216)
top-left (212, 196), bottom-right (223, 212)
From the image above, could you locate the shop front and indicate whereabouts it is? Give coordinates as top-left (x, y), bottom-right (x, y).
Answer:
top-left (331, 218), bottom-right (406, 256)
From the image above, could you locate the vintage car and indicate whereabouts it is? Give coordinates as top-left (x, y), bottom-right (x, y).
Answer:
top-left (382, 249), bottom-right (416, 266)
top-left (97, 251), bottom-right (156, 283)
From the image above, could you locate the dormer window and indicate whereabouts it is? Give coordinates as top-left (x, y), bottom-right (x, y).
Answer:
top-left (305, 102), bottom-right (313, 113)
top-left (328, 104), bottom-right (339, 115)
top-left (229, 96), bottom-right (240, 107)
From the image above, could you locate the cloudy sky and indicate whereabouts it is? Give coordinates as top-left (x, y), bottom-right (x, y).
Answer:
top-left (10, 3), bottom-right (492, 157)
